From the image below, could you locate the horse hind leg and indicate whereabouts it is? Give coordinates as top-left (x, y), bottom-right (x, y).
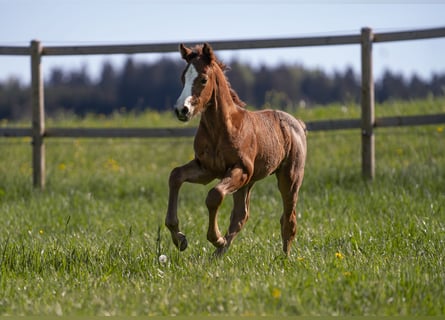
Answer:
top-left (276, 165), bottom-right (304, 256)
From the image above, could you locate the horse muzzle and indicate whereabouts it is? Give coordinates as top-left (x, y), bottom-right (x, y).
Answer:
top-left (174, 95), bottom-right (195, 122)
top-left (175, 106), bottom-right (192, 122)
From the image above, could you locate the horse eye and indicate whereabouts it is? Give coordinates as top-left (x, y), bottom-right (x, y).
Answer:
top-left (200, 78), bottom-right (208, 85)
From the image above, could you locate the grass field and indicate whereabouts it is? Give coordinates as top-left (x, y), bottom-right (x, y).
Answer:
top-left (0, 99), bottom-right (444, 316)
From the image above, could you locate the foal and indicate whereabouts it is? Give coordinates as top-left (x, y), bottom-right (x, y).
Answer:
top-left (165, 43), bottom-right (307, 256)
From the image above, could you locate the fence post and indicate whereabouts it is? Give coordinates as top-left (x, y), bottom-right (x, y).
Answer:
top-left (31, 40), bottom-right (45, 189)
top-left (360, 27), bottom-right (375, 180)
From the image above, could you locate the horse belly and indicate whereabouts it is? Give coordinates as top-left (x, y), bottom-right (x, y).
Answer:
top-left (250, 112), bottom-right (289, 180)
top-left (252, 151), bottom-right (283, 180)
top-left (250, 135), bottom-right (286, 180)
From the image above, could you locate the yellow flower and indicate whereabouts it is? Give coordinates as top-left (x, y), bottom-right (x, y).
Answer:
top-left (105, 158), bottom-right (120, 172)
top-left (271, 288), bottom-right (281, 299)
top-left (437, 126), bottom-right (444, 133)
top-left (335, 252), bottom-right (344, 260)
top-left (39, 229), bottom-right (44, 235)
top-left (58, 163), bottom-right (66, 171)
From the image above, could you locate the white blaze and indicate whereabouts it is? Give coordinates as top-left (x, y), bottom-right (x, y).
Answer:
top-left (175, 64), bottom-right (198, 114)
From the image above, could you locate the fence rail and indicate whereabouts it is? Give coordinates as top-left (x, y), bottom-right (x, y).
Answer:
top-left (2, 113), bottom-right (444, 139)
top-left (2, 26), bottom-right (445, 56)
top-left (1, 26), bottom-right (445, 188)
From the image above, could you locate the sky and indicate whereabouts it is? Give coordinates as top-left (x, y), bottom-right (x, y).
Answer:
top-left (1, 0), bottom-right (445, 84)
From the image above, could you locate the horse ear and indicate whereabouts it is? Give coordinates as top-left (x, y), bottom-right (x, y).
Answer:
top-left (202, 42), bottom-right (216, 64)
top-left (179, 44), bottom-right (193, 62)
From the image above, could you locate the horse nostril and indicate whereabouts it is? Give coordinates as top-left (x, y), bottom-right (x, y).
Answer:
top-left (181, 106), bottom-right (189, 116)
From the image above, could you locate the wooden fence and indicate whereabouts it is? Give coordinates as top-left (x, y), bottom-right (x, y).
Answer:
top-left (1, 26), bottom-right (445, 189)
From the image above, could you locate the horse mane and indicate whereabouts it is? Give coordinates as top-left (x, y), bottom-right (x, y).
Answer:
top-left (191, 45), bottom-right (247, 108)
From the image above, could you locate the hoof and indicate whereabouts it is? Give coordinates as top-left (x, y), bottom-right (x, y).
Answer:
top-left (212, 237), bottom-right (229, 257)
top-left (177, 232), bottom-right (188, 251)
top-left (282, 241), bottom-right (292, 257)
top-left (213, 245), bottom-right (229, 257)
top-left (171, 231), bottom-right (188, 251)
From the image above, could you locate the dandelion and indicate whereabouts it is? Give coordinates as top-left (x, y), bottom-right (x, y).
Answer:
top-left (58, 163), bottom-right (66, 171)
top-left (335, 252), bottom-right (344, 260)
top-left (39, 229), bottom-right (44, 235)
top-left (437, 126), bottom-right (444, 133)
top-left (271, 288), bottom-right (281, 299)
top-left (105, 158), bottom-right (120, 172)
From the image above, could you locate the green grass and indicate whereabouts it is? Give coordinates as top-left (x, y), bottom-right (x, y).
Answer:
top-left (0, 99), bottom-right (444, 316)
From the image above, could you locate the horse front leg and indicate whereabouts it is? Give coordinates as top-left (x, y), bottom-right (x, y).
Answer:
top-left (166, 159), bottom-right (213, 251)
top-left (205, 166), bottom-right (250, 255)
top-left (226, 184), bottom-right (253, 243)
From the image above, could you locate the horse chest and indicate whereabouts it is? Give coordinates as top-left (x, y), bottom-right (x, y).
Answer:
top-left (194, 139), bottom-right (239, 176)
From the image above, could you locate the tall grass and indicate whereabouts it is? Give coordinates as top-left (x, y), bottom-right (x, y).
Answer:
top-left (0, 99), bottom-right (444, 315)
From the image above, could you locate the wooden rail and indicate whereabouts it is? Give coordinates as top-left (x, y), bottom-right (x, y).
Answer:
top-left (2, 26), bottom-right (444, 56)
top-left (2, 113), bottom-right (444, 138)
top-left (1, 26), bottom-right (445, 188)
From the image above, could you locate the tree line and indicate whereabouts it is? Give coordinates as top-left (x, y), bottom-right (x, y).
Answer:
top-left (1, 57), bottom-right (445, 120)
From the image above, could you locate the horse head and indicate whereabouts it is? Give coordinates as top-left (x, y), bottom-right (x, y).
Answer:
top-left (174, 43), bottom-right (221, 122)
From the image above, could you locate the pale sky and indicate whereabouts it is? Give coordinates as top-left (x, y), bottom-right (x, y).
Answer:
top-left (1, 0), bottom-right (444, 83)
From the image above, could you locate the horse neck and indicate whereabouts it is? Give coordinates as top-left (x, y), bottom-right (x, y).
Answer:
top-left (201, 67), bottom-right (238, 131)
